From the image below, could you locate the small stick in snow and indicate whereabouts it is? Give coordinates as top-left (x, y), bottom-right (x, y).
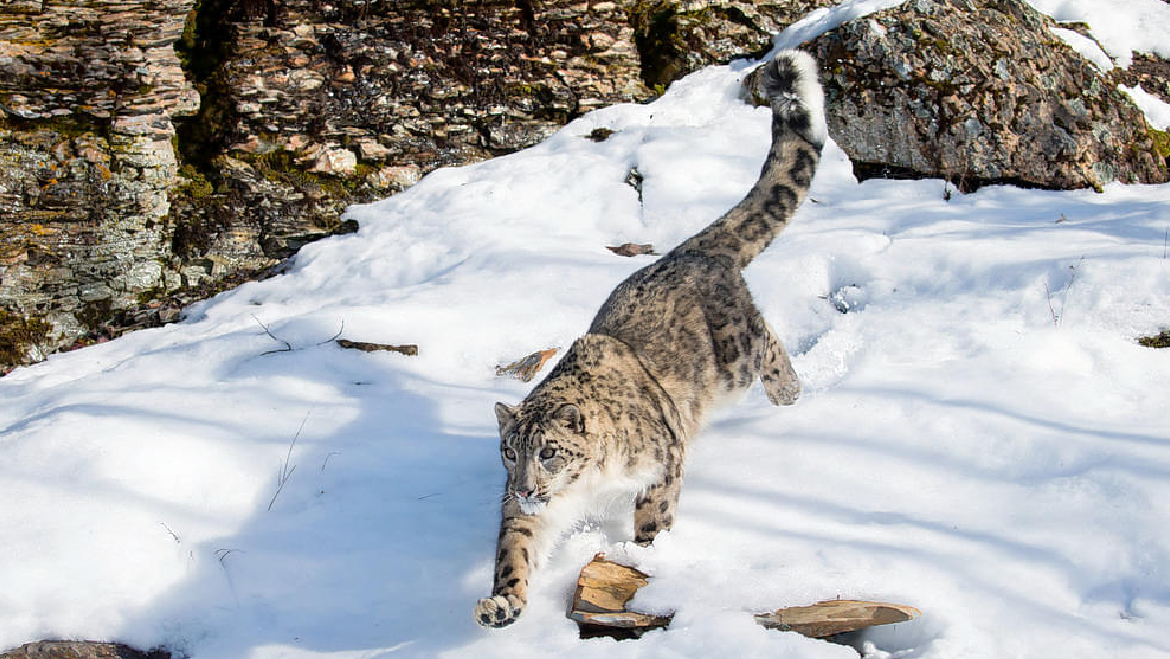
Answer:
top-left (1044, 282), bottom-right (1059, 328)
top-left (253, 315), bottom-right (293, 355)
top-left (268, 412), bottom-right (309, 511)
top-left (316, 320), bottom-right (346, 346)
top-left (321, 451), bottom-right (340, 472)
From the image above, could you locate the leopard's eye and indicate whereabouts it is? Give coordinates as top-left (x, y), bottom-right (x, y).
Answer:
top-left (539, 447), bottom-right (556, 460)
top-left (503, 447), bottom-right (517, 461)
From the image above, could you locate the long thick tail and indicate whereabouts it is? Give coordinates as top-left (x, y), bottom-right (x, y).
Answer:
top-left (673, 50), bottom-right (826, 270)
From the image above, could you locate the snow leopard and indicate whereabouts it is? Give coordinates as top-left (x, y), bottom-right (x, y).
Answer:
top-left (475, 50), bottom-right (827, 628)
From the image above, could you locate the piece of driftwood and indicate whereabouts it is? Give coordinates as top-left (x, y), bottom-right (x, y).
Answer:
top-left (335, 339), bottom-right (418, 355)
top-left (754, 600), bottom-right (921, 638)
top-left (606, 243), bottom-right (657, 257)
top-left (495, 348), bottom-right (557, 382)
top-left (568, 554), bottom-right (673, 636)
top-left (568, 554), bottom-right (919, 641)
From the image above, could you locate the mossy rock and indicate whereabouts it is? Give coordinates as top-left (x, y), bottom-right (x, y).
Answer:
top-left (1150, 128), bottom-right (1170, 160)
top-left (0, 309), bottom-right (55, 370)
top-left (1137, 330), bottom-right (1170, 349)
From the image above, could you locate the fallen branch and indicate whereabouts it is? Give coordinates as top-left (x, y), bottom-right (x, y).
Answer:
top-left (253, 315), bottom-right (293, 355)
top-left (335, 339), bottom-right (418, 355)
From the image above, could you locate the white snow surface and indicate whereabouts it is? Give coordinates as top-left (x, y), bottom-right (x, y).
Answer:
top-left (1024, 0), bottom-right (1170, 67)
top-left (1120, 84), bottom-right (1170, 131)
top-left (1050, 27), bottom-right (1114, 72)
top-left (5, 17), bottom-right (1170, 659)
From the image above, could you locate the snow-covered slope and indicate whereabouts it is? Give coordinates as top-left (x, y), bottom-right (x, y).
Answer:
top-left (4, 4), bottom-right (1170, 658)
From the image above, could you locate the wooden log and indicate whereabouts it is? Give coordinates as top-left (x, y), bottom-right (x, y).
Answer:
top-left (335, 339), bottom-right (417, 355)
top-left (567, 554), bottom-right (673, 632)
top-left (567, 554), bottom-right (920, 641)
top-left (753, 600), bottom-right (921, 638)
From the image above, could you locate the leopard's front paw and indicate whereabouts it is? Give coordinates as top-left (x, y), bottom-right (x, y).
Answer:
top-left (474, 593), bottom-right (525, 628)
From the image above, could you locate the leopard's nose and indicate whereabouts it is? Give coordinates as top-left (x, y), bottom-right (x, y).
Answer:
top-left (515, 487), bottom-right (535, 498)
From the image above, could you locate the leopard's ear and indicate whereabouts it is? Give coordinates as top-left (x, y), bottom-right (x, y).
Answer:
top-left (552, 403), bottom-right (585, 434)
top-left (494, 402), bottom-right (517, 430)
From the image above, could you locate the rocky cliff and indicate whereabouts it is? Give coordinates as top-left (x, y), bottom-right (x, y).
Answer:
top-left (1, 0), bottom-right (199, 365)
top-left (1, 0), bottom-right (820, 369)
top-left (2, 0), bottom-right (1168, 371)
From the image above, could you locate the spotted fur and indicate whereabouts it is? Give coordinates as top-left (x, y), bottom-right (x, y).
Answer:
top-left (474, 50), bottom-right (826, 629)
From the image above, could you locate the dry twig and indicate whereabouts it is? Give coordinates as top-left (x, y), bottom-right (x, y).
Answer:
top-left (268, 412), bottom-right (309, 511)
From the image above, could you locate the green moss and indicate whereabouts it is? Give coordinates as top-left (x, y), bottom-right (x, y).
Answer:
top-left (76, 298), bottom-right (113, 332)
top-left (0, 309), bottom-right (54, 369)
top-left (630, 1), bottom-right (687, 93)
top-left (135, 285), bottom-right (169, 306)
top-left (1138, 330), bottom-right (1170, 348)
top-left (237, 148), bottom-right (371, 196)
top-left (176, 163), bottom-right (214, 198)
top-left (1150, 128), bottom-right (1170, 159)
top-left (0, 114), bottom-right (109, 140)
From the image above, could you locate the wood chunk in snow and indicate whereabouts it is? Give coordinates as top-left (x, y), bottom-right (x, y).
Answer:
top-left (495, 348), bottom-right (557, 382)
top-left (0, 640), bottom-right (172, 659)
top-left (567, 554), bottom-right (920, 641)
top-left (335, 339), bottom-right (418, 355)
top-left (753, 599), bottom-right (921, 638)
top-left (606, 243), bottom-right (657, 257)
top-left (568, 554), bottom-right (673, 635)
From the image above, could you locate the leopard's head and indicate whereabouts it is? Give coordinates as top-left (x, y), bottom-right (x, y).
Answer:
top-left (493, 400), bottom-right (587, 515)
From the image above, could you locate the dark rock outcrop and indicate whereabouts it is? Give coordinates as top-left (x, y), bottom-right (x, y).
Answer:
top-left (0, 640), bottom-right (171, 659)
top-left (0, 0), bottom-right (804, 369)
top-left (803, 0), bottom-right (1169, 190)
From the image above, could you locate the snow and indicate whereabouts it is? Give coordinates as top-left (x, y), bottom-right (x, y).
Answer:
top-left (770, 0), bottom-right (910, 51)
top-left (1050, 27), bottom-right (1114, 72)
top-left (1120, 84), bottom-right (1170, 131)
top-left (4, 4), bottom-right (1170, 659)
top-left (1024, 0), bottom-right (1170, 67)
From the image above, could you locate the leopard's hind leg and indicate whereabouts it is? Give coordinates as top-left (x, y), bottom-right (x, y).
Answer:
top-left (759, 322), bottom-right (800, 406)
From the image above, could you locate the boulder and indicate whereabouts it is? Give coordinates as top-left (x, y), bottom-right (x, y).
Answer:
top-left (0, 640), bottom-right (170, 659)
top-left (802, 0), bottom-right (1169, 190)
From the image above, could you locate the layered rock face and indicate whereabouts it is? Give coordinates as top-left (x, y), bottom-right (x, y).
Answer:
top-left (1, 0), bottom-right (809, 368)
top-left (804, 0), bottom-right (1168, 189)
top-left (1, 0), bottom-right (199, 362)
top-left (169, 0), bottom-right (831, 275)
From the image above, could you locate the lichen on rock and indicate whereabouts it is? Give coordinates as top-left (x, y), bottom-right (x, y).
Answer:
top-left (802, 0), bottom-right (1169, 190)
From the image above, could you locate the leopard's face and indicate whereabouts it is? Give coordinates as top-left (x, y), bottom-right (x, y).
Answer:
top-left (494, 401), bottom-right (587, 515)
